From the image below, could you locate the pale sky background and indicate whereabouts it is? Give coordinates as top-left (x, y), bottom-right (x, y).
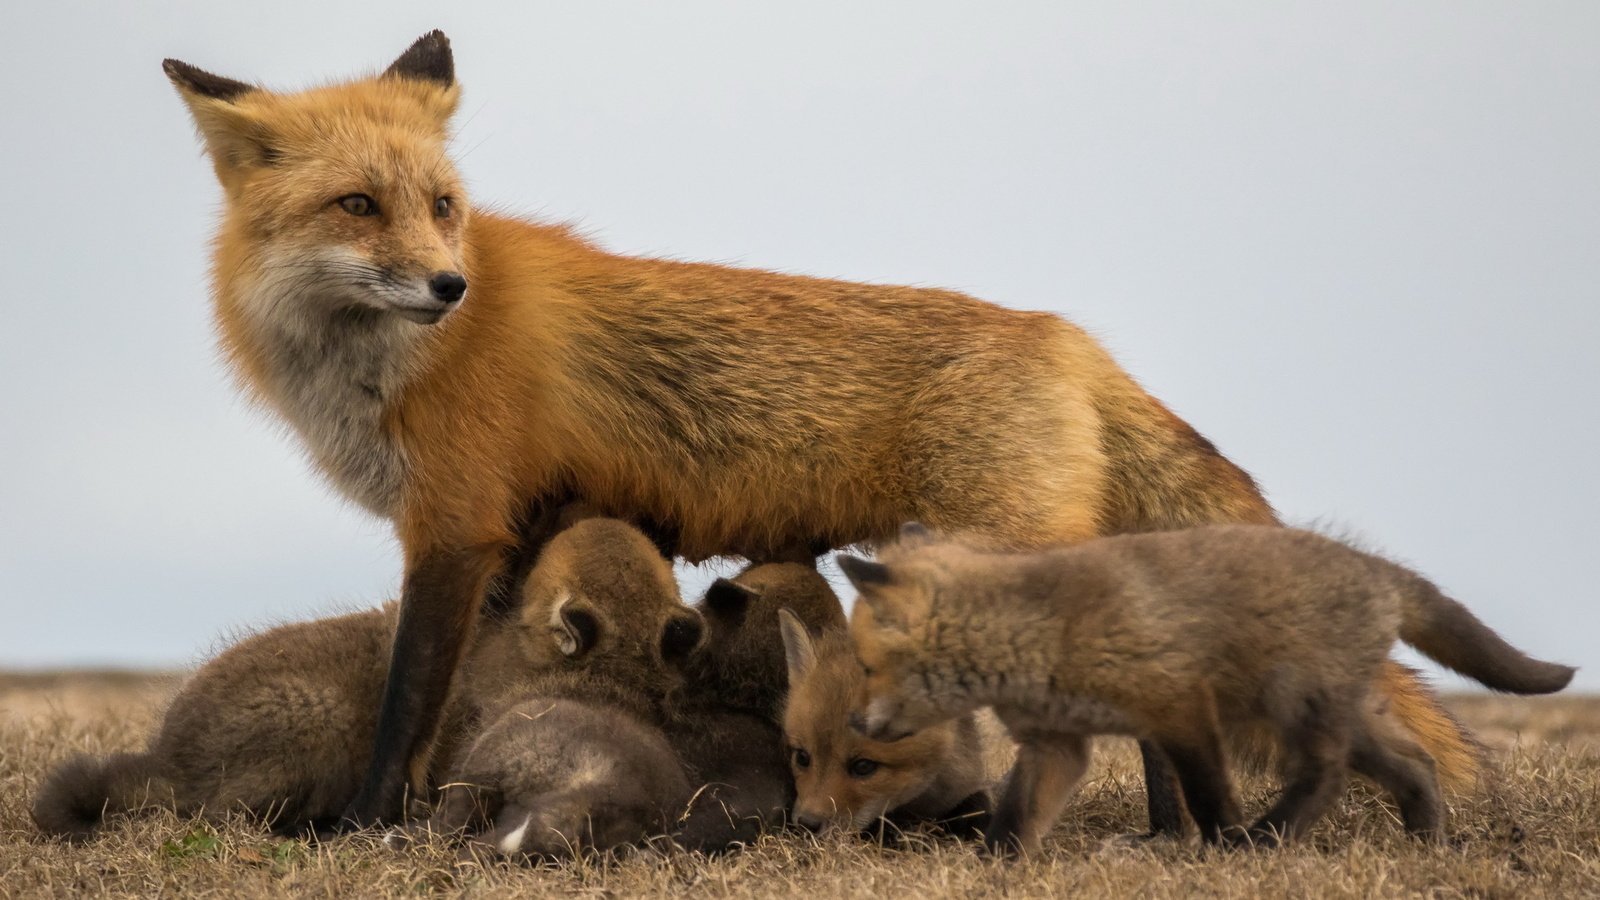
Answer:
top-left (0, 3), bottom-right (1594, 689)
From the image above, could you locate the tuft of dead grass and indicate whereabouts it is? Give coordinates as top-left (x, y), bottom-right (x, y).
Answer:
top-left (3, 673), bottom-right (1598, 898)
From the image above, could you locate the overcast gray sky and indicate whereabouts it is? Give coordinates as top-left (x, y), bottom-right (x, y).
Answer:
top-left (1, 3), bottom-right (1595, 689)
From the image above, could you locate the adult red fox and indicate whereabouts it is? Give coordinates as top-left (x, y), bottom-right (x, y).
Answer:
top-left (161, 31), bottom-right (1477, 827)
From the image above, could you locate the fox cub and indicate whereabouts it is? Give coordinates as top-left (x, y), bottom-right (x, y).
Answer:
top-left (780, 609), bottom-right (1012, 839)
top-left (846, 524), bottom-right (1575, 854)
top-left (30, 603), bottom-right (431, 839)
top-left (669, 562), bottom-right (846, 851)
top-left (415, 518), bottom-right (703, 861)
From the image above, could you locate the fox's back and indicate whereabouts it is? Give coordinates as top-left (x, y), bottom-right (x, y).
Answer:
top-left (1047, 527), bottom-right (1404, 710)
top-left (462, 215), bottom-right (1113, 558)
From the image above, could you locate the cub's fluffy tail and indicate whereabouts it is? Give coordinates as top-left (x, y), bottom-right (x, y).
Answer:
top-left (1399, 576), bottom-right (1576, 695)
top-left (31, 752), bottom-right (170, 841)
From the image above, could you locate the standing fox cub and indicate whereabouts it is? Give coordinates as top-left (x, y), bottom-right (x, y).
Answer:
top-left (162, 30), bottom-right (1473, 827)
top-left (845, 524), bottom-right (1575, 854)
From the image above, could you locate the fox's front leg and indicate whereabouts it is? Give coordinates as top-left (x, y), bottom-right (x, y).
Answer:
top-left (983, 733), bottom-right (1090, 857)
top-left (342, 521), bottom-right (511, 827)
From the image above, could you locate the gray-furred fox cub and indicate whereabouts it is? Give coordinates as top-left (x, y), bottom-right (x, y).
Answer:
top-left (669, 561), bottom-right (846, 851)
top-left (412, 517), bottom-right (704, 861)
top-left (846, 523), bottom-right (1575, 854)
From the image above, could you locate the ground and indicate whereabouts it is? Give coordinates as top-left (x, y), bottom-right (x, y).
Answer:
top-left (2, 671), bottom-right (1597, 898)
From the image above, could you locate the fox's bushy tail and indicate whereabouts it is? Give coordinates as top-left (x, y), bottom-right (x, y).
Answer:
top-left (31, 752), bottom-right (170, 841)
top-left (1399, 576), bottom-right (1576, 695)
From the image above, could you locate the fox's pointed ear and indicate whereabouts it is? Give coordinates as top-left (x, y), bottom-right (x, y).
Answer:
top-left (701, 578), bottom-right (760, 622)
top-left (163, 59), bottom-right (278, 176)
top-left (385, 30), bottom-right (454, 87)
top-left (381, 31), bottom-right (461, 129)
top-left (837, 555), bottom-right (892, 591)
top-left (163, 59), bottom-right (256, 102)
top-left (778, 608), bottom-right (817, 684)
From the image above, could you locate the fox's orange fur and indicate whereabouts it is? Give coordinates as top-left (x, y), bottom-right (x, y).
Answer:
top-left (163, 31), bottom-right (1477, 825)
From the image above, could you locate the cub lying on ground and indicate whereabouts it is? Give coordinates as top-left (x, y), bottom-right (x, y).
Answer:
top-left (669, 561), bottom-right (845, 851)
top-left (29, 603), bottom-right (439, 839)
top-left (845, 523), bottom-right (1575, 855)
top-left (413, 517), bottom-right (704, 861)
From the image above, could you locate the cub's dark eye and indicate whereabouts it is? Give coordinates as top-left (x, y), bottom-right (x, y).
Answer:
top-left (434, 197), bottom-right (452, 218)
top-left (791, 748), bottom-right (811, 770)
top-left (847, 758), bottom-right (880, 778)
top-left (338, 194), bottom-right (378, 216)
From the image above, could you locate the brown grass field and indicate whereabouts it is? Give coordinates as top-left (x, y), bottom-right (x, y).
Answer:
top-left (2, 671), bottom-right (1596, 898)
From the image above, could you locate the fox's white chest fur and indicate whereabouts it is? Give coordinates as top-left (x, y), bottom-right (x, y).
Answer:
top-left (235, 273), bottom-right (423, 518)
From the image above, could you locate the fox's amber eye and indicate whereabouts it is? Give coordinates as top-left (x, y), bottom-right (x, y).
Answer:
top-left (847, 758), bottom-right (881, 778)
top-left (792, 748), bottom-right (811, 770)
top-left (434, 197), bottom-right (452, 218)
top-left (338, 194), bottom-right (378, 216)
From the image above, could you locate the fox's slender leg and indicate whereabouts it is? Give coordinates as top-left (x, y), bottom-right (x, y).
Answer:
top-left (1152, 685), bottom-right (1244, 845)
top-left (1244, 693), bottom-right (1352, 847)
top-left (1137, 741), bottom-right (1190, 839)
top-left (983, 733), bottom-right (1091, 856)
top-left (342, 543), bottom-right (507, 827)
top-left (1350, 708), bottom-right (1444, 840)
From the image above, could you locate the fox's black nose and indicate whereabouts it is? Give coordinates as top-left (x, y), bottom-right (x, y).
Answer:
top-left (795, 814), bottom-right (824, 834)
top-left (428, 272), bottom-right (467, 303)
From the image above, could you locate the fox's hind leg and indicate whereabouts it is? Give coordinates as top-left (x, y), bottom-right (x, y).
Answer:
top-left (1244, 692), bottom-right (1353, 848)
top-left (1149, 683), bottom-right (1245, 846)
top-left (983, 733), bottom-right (1091, 857)
top-left (1351, 707), bottom-right (1444, 840)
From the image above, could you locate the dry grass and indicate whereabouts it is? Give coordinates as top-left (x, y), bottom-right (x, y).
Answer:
top-left (2, 672), bottom-right (1597, 898)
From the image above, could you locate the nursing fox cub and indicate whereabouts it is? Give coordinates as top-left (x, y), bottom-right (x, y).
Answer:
top-left (845, 524), bottom-right (1575, 854)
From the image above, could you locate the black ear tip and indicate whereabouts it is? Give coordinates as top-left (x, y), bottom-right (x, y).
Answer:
top-left (838, 555), bottom-right (892, 586)
top-left (387, 29), bottom-right (456, 87)
top-left (162, 58), bottom-right (256, 102)
top-left (703, 578), bottom-right (759, 616)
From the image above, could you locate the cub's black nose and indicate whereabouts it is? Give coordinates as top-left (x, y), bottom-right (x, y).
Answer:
top-left (428, 272), bottom-right (467, 303)
top-left (796, 814), bottom-right (824, 834)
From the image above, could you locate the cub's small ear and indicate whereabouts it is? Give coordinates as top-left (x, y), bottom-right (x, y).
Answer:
top-left (660, 612), bottom-right (705, 665)
top-left (162, 59), bottom-right (256, 102)
top-left (898, 521), bottom-right (932, 543)
top-left (836, 555), bottom-right (892, 590)
top-left (700, 578), bottom-right (760, 621)
top-left (778, 608), bottom-right (817, 684)
top-left (385, 30), bottom-right (454, 87)
top-left (551, 594), bottom-right (600, 658)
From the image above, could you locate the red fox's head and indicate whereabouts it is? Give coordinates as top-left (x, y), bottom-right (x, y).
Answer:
top-left (164, 32), bottom-right (469, 325)
top-left (778, 612), bottom-right (960, 834)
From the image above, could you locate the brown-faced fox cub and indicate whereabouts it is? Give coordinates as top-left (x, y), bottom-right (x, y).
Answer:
top-left (846, 524), bottom-right (1575, 854)
top-left (780, 610), bottom-right (1012, 839)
